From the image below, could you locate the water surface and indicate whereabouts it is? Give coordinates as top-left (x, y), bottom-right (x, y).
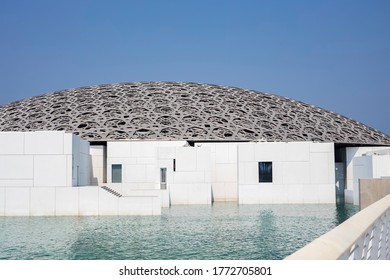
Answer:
top-left (0, 203), bottom-right (358, 260)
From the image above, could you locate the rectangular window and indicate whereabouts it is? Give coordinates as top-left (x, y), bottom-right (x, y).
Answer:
top-left (160, 168), bottom-right (167, 189)
top-left (112, 164), bottom-right (122, 183)
top-left (258, 162), bottom-right (272, 183)
top-left (173, 159), bottom-right (176, 172)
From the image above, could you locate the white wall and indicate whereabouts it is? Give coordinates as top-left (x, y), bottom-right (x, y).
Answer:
top-left (107, 141), bottom-right (212, 205)
top-left (201, 143), bottom-right (238, 201)
top-left (0, 131), bottom-right (90, 188)
top-left (72, 134), bottom-right (91, 186)
top-left (238, 142), bottom-right (335, 204)
top-left (107, 140), bottom-right (336, 205)
top-left (108, 141), bottom-right (155, 189)
top-left (0, 134), bottom-right (208, 215)
top-left (106, 187), bottom-right (169, 208)
top-left (346, 147), bottom-right (390, 204)
top-left (107, 141), bottom-right (186, 189)
top-left (0, 186), bottom-right (160, 216)
top-left (165, 146), bottom-right (212, 204)
top-left (372, 154), bottom-right (390, 178)
top-left (345, 147), bottom-right (390, 191)
top-left (90, 145), bottom-right (106, 185)
top-left (352, 152), bottom-right (390, 205)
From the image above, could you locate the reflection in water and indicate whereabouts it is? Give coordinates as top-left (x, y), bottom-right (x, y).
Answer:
top-left (0, 203), bottom-right (359, 260)
top-left (334, 203), bottom-right (357, 225)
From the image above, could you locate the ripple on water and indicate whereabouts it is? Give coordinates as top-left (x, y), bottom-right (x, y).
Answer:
top-left (0, 203), bottom-right (358, 260)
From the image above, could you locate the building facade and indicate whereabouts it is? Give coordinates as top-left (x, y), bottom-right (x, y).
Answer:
top-left (0, 82), bottom-right (389, 215)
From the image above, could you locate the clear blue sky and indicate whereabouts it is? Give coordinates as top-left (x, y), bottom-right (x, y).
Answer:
top-left (1, 0), bottom-right (389, 134)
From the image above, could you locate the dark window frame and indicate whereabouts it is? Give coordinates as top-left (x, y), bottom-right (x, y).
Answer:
top-left (160, 167), bottom-right (167, 189)
top-left (112, 164), bottom-right (122, 183)
top-left (258, 162), bottom-right (273, 183)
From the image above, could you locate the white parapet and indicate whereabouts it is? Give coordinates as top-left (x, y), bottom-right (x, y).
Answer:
top-left (0, 186), bottom-right (161, 216)
top-left (285, 194), bottom-right (390, 260)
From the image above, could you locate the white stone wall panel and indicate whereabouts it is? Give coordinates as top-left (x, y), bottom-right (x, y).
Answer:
top-left (78, 187), bottom-right (99, 215)
top-left (130, 142), bottom-right (157, 158)
top-left (0, 155), bottom-right (33, 179)
top-left (0, 187), bottom-right (5, 216)
top-left (0, 180), bottom-right (33, 187)
top-left (309, 153), bottom-right (330, 184)
top-left (176, 148), bottom-right (197, 171)
top-left (5, 188), bottom-right (30, 216)
top-left (98, 188), bottom-right (119, 215)
top-left (108, 142), bottom-right (132, 158)
top-left (55, 188), bottom-right (79, 216)
top-left (25, 131), bottom-right (64, 155)
top-left (34, 155), bottom-right (68, 187)
top-left (30, 187), bottom-right (56, 216)
top-left (0, 132), bottom-right (24, 154)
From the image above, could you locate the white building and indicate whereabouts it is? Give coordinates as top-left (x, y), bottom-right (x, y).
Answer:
top-left (0, 82), bottom-right (389, 215)
top-left (349, 148), bottom-right (390, 204)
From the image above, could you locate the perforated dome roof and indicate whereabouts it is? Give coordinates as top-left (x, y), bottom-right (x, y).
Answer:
top-left (1, 81), bottom-right (389, 145)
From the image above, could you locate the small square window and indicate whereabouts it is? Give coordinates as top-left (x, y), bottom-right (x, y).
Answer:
top-left (258, 162), bottom-right (272, 183)
top-left (112, 164), bottom-right (122, 183)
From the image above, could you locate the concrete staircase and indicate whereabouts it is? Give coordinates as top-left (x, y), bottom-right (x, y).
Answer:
top-left (101, 186), bottom-right (122, 197)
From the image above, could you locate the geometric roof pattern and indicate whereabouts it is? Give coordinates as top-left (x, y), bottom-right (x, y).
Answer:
top-left (0, 81), bottom-right (389, 145)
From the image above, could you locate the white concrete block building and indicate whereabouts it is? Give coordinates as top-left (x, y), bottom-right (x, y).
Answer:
top-left (0, 82), bottom-right (389, 215)
top-left (350, 148), bottom-right (390, 205)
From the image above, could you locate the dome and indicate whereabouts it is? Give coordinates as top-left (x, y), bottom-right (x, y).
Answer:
top-left (0, 81), bottom-right (389, 145)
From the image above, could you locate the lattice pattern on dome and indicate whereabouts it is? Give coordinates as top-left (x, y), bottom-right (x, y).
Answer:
top-left (0, 81), bottom-right (390, 145)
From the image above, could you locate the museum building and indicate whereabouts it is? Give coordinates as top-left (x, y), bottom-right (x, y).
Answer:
top-left (0, 82), bottom-right (389, 215)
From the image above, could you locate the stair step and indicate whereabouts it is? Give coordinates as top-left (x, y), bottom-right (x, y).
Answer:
top-left (101, 186), bottom-right (122, 197)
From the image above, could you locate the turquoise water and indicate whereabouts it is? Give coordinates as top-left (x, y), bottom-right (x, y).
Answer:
top-left (0, 203), bottom-right (358, 260)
